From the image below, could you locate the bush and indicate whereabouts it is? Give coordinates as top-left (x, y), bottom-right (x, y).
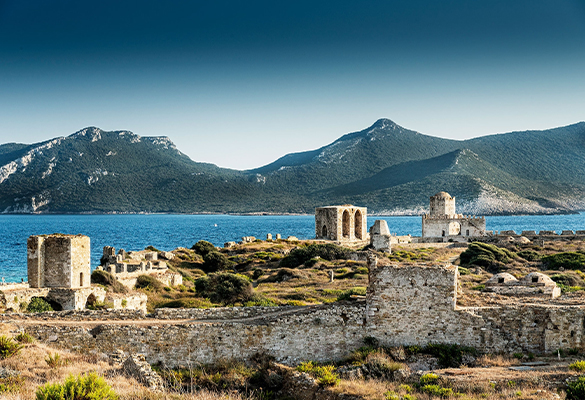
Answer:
top-left (420, 372), bottom-right (439, 384)
top-left (280, 243), bottom-right (352, 269)
top-left (243, 294), bottom-right (278, 307)
top-left (336, 287), bottom-right (367, 301)
top-left (0, 375), bottom-right (24, 394)
top-left (144, 245), bottom-right (159, 252)
top-left (423, 343), bottom-right (477, 368)
top-left (36, 372), bottom-right (118, 400)
top-left (421, 384), bottom-right (454, 398)
top-left (460, 242), bottom-right (516, 268)
top-left (517, 250), bottom-right (541, 261)
top-left (45, 353), bottom-right (68, 368)
top-left (296, 361), bottom-right (339, 386)
top-left (15, 332), bottom-right (34, 344)
top-left (195, 273), bottom-right (253, 305)
top-left (567, 376), bottom-right (585, 400)
top-left (203, 251), bottom-right (234, 273)
top-left (191, 240), bottom-right (216, 256)
top-left (542, 252), bottom-right (585, 270)
top-left (0, 336), bottom-right (23, 360)
top-left (91, 270), bottom-right (128, 293)
top-left (157, 298), bottom-right (214, 309)
top-left (135, 275), bottom-right (164, 291)
top-left (26, 297), bottom-right (53, 313)
top-left (569, 361), bottom-right (585, 372)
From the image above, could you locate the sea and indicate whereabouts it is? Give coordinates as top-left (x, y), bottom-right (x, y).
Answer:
top-left (1, 213), bottom-right (584, 283)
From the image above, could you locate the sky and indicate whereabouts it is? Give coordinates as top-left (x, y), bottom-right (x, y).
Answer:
top-left (0, 0), bottom-right (584, 170)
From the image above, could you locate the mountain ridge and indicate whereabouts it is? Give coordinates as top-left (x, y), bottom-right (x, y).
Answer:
top-left (1, 121), bottom-right (584, 215)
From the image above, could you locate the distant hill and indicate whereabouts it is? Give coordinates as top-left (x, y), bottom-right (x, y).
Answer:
top-left (1, 121), bottom-right (584, 215)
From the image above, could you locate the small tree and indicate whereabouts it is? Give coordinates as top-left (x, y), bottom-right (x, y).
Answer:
top-left (195, 273), bottom-right (253, 305)
top-left (26, 297), bottom-right (53, 313)
top-left (191, 240), bottom-right (216, 256)
top-left (203, 251), bottom-right (234, 272)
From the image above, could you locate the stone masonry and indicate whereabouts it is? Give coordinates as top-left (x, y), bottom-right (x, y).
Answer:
top-left (315, 205), bottom-right (368, 244)
top-left (28, 234), bottom-right (90, 289)
top-left (421, 192), bottom-right (486, 241)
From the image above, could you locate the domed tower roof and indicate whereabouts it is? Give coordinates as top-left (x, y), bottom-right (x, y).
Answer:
top-left (433, 191), bottom-right (453, 199)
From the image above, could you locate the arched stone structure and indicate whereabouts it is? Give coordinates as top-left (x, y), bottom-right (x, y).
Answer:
top-left (315, 205), bottom-right (368, 243)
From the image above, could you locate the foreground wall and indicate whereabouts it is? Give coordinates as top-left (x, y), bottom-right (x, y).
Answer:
top-left (16, 303), bottom-right (365, 367)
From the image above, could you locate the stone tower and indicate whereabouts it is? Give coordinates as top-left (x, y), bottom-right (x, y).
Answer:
top-left (429, 191), bottom-right (456, 216)
top-left (27, 234), bottom-right (91, 289)
top-left (315, 205), bottom-right (368, 242)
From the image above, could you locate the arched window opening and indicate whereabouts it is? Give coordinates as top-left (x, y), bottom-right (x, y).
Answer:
top-left (342, 210), bottom-right (350, 238)
top-left (80, 272), bottom-right (84, 287)
top-left (354, 210), bottom-right (363, 239)
top-left (322, 225), bottom-right (328, 238)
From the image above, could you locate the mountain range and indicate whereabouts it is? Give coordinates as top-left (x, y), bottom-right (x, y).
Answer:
top-left (1, 119), bottom-right (584, 215)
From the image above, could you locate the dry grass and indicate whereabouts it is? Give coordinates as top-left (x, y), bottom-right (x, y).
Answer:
top-left (476, 353), bottom-right (519, 367)
top-left (0, 341), bottom-right (250, 400)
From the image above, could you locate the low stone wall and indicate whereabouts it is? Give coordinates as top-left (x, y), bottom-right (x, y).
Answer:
top-left (0, 309), bottom-right (146, 321)
top-left (0, 287), bottom-right (50, 312)
top-left (19, 303), bottom-right (365, 367)
top-left (151, 305), bottom-right (298, 320)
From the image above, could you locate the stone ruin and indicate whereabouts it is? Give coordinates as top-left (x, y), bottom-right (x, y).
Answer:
top-left (421, 192), bottom-right (486, 242)
top-left (484, 272), bottom-right (561, 299)
top-left (97, 246), bottom-right (182, 289)
top-left (369, 220), bottom-right (391, 252)
top-left (0, 234), bottom-right (148, 312)
top-left (315, 205), bottom-right (368, 245)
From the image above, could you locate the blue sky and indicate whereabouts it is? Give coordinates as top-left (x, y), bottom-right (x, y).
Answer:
top-left (0, 0), bottom-right (584, 169)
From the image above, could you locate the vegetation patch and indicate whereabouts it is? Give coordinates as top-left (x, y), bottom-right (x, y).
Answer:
top-left (26, 297), bottom-right (54, 313)
top-left (91, 270), bottom-right (129, 293)
top-left (296, 361), bottom-right (339, 386)
top-left (195, 273), bottom-right (253, 305)
top-left (0, 335), bottom-right (24, 360)
top-left (135, 275), bottom-right (164, 291)
top-left (35, 372), bottom-right (118, 400)
top-left (279, 243), bottom-right (351, 269)
top-left (460, 242), bottom-right (516, 269)
top-left (542, 252), bottom-right (585, 270)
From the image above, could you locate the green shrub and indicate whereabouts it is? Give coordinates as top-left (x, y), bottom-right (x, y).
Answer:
top-left (423, 343), bottom-right (477, 368)
top-left (567, 376), bottom-right (585, 400)
top-left (15, 332), bottom-right (34, 344)
top-left (91, 270), bottom-right (128, 293)
top-left (569, 361), bottom-right (585, 371)
top-left (35, 372), bottom-right (118, 400)
top-left (195, 273), bottom-right (253, 305)
top-left (252, 268), bottom-right (265, 280)
top-left (26, 297), bottom-right (53, 313)
top-left (336, 287), bottom-right (367, 301)
top-left (203, 251), bottom-right (234, 273)
top-left (0, 336), bottom-right (23, 359)
top-left (460, 242), bottom-right (516, 268)
top-left (280, 243), bottom-right (352, 269)
top-left (135, 275), bottom-right (163, 291)
top-left (157, 298), bottom-right (213, 309)
top-left (420, 372), bottom-right (439, 385)
top-left (243, 294), bottom-right (278, 307)
top-left (542, 252), bottom-right (585, 270)
top-left (384, 391), bottom-right (399, 400)
top-left (295, 362), bottom-right (339, 386)
top-left (45, 353), bottom-right (68, 368)
top-left (191, 240), bottom-right (216, 256)
top-left (144, 245), bottom-right (159, 252)
top-left (421, 384), bottom-right (454, 398)
top-left (517, 250), bottom-right (541, 261)
top-left (0, 375), bottom-right (25, 395)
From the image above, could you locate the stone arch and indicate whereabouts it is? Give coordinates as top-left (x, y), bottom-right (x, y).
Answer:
top-left (322, 225), bottom-right (328, 238)
top-left (354, 210), bottom-right (363, 239)
top-left (448, 221), bottom-right (461, 236)
top-left (342, 210), bottom-right (350, 238)
top-left (85, 293), bottom-right (97, 309)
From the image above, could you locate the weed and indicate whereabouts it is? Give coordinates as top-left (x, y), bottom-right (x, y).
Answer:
top-left (35, 372), bottom-right (118, 400)
top-left (15, 332), bottom-right (34, 344)
top-left (420, 373), bottom-right (439, 385)
top-left (421, 384), bottom-right (454, 397)
top-left (0, 335), bottom-right (23, 359)
top-left (567, 376), bottom-right (585, 400)
top-left (569, 361), bottom-right (585, 371)
top-left (45, 352), bottom-right (69, 368)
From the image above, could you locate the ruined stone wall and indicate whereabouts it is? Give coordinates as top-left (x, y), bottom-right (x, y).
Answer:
top-left (27, 234), bottom-right (90, 289)
top-left (421, 216), bottom-right (486, 239)
top-left (315, 206), bottom-right (368, 242)
top-left (366, 262), bottom-right (585, 354)
top-left (19, 303), bottom-right (365, 367)
top-left (0, 288), bottom-right (50, 312)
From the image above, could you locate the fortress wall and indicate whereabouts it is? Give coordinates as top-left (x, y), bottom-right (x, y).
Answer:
top-left (366, 263), bottom-right (585, 354)
top-left (18, 303), bottom-right (365, 367)
top-left (151, 305), bottom-right (299, 320)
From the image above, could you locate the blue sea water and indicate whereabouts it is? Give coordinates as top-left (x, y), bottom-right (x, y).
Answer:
top-left (0, 213), bottom-right (584, 283)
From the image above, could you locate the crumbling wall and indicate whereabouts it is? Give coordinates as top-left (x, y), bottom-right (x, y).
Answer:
top-left (20, 303), bottom-right (365, 367)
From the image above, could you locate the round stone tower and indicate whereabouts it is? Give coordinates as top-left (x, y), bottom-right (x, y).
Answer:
top-left (429, 192), bottom-right (456, 216)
